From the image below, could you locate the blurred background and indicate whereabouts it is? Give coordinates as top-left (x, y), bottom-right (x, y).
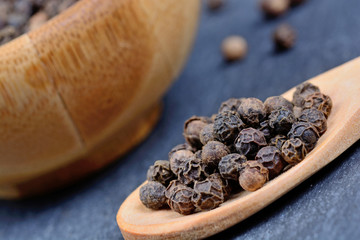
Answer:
top-left (1, 0), bottom-right (360, 239)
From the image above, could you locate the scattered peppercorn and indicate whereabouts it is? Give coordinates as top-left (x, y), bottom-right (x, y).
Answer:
top-left (166, 180), bottom-right (195, 215)
top-left (288, 122), bottom-right (319, 151)
top-left (147, 160), bottom-right (175, 186)
top-left (268, 107), bottom-right (296, 134)
top-left (201, 141), bottom-right (230, 168)
top-left (218, 153), bottom-right (247, 181)
top-left (222, 36), bottom-right (248, 61)
top-left (290, 0), bottom-right (306, 6)
top-left (264, 96), bottom-right (294, 114)
top-left (273, 23), bottom-right (296, 51)
top-left (235, 128), bottom-right (267, 158)
top-left (239, 161), bottom-right (269, 191)
top-left (292, 82), bottom-right (320, 107)
top-left (207, 0), bottom-right (224, 10)
top-left (213, 110), bottom-right (244, 144)
top-left (255, 146), bottom-right (286, 179)
top-left (238, 98), bottom-right (266, 127)
top-left (303, 92), bottom-right (332, 118)
top-left (281, 138), bottom-right (307, 164)
top-left (184, 116), bottom-right (211, 149)
top-left (260, 0), bottom-right (289, 18)
top-left (298, 108), bottom-right (327, 135)
top-left (140, 181), bottom-right (167, 210)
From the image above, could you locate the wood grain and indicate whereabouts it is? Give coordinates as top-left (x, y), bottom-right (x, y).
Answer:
top-left (117, 57), bottom-right (360, 239)
top-left (0, 0), bottom-right (200, 198)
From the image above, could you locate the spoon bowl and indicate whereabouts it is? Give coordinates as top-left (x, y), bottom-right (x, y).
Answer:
top-left (117, 57), bottom-right (360, 239)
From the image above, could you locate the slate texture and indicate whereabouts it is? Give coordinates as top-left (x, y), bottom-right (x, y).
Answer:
top-left (1, 0), bottom-right (360, 239)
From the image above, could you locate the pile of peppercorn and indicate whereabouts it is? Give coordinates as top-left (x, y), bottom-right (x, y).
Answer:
top-left (140, 82), bottom-right (332, 215)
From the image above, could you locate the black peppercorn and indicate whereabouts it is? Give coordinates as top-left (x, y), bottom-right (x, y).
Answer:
top-left (238, 98), bottom-right (266, 127)
top-left (260, 0), bottom-right (289, 18)
top-left (298, 108), bottom-right (327, 135)
top-left (293, 106), bottom-right (303, 119)
top-left (269, 134), bottom-right (287, 150)
top-left (288, 122), bottom-right (320, 151)
top-left (213, 110), bottom-right (244, 144)
top-left (290, 0), bottom-right (306, 6)
top-left (218, 98), bottom-right (243, 113)
top-left (255, 146), bottom-right (286, 179)
top-left (303, 92), bottom-right (332, 118)
top-left (165, 180), bottom-right (195, 215)
top-left (200, 123), bottom-right (215, 145)
top-left (192, 173), bottom-right (228, 210)
top-left (178, 157), bottom-right (210, 186)
top-left (264, 96), bottom-right (293, 115)
top-left (235, 128), bottom-right (267, 159)
top-left (268, 107), bottom-right (296, 135)
top-left (184, 116), bottom-right (211, 149)
top-left (292, 82), bottom-right (320, 107)
top-left (169, 148), bottom-right (195, 175)
top-left (273, 23), bottom-right (296, 51)
top-left (258, 120), bottom-right (273, 140)
top-left (201, 141), bottom-right (230, 168)
top-left (239, 161), bottom-right (269, 192)
top-left (218, 153), bottom-right (247, 181)
top-left (147, 160), bottom-right (175, 186)
top-left (140, 181), bottom-right (167, 210)
top-left (169, 143), bottom-right (194, 158)
top-left (281, 138), bottom-right (307, 164)
top-left (207, 0), bottom-right (224, 10)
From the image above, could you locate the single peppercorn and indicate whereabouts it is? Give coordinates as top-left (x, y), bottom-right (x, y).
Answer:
top-left (201, 141), bottom-right (230, 168)
top-left (264, 96), bottom-right (293, 115)
top-left (238, 98), bottom-right (266, 127)
top-left (290, 0), bottom-right (306, 6)
top-left (169, 149), bottom-right (195, 175)
top-left (239, 161), bottom-right (269, 192)
top-left (268, 107), bottom-right (296, 134)
top-left (292, 82), bottom-right (320, 107)
top-left (178, 157), bottom-right (210, 186)
top-left (147, 160), bottom-right (175, 186)
top-left (165, 180), bottom-right (195, 215)
top-left (207, 0), bottom-right (224, 10)
top-left (139, 181), bottom-right (167, 210)
top-left (200, 124), bottom-right (215, 145)
top-left (213, 110), bottom-right (244, 144)
top-left (260, 0), bottom-right (289, 18)
top-left (255, 146), bottom-right (286, 179)
top-left (298, 108), bottom-right (327, 135)
top-left (235, 128), bottom-right (267, 159)
top-left (303, 92), bottom-right (332, 118)
top-left (218, 153), bottom-right (247, 181)
top-left (184, 116), bottom-right (211, 149)
top-left (258, 120), bottom-right (273, 140)
top-left (288, 122), bottom-right (320, 151)
top-left (273, 23), bottom-right (296, 51)
top-left (168, 143), bottom-right (194, 158)
top-left (222, 36), bottom-right (248, 61)
top-left (192, 173), bottom-right (228, 210)
top-left (281, 138), bottom-right (307, 164)
top-left (269, 134), bottom-right (287, 150)
top-left (218, 98), bottom-right (243, 113)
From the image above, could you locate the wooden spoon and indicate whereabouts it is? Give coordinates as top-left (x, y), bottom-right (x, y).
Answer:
top-left (116, 57), bottom-right (360, 239)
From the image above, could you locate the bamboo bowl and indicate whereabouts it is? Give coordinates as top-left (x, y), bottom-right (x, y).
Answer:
top-left (0, 0), bottom-right (200, 199)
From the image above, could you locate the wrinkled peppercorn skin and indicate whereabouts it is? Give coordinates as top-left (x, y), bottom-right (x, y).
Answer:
top-left (169, 143), bottom-right (194, 158)
top-left (213, 110), bottom-right (244, 144)
top-left (258, 120), bottom-right (273, 140)
top-left (239, 161), bottom-right (269, 192)
top-left (235, 128), bottom-right (267, 159)
top-left (264, 96), bottom-right (293, 115)
top-left (269, 134), bottom-right (287, 150)
top-left (165, 180), bottom-right (195, 215)
top-left (268, 107), bottom-right (296, 134)
top-left (218, 98), bottom-right (243, 113)
top-left (288, 122), bottom-right (320, 151)
top-left (238, 98), bottom-right (266, 127)
top-left (255, 146), bottom-right (286, 179)
top-left (140, 181), bottom-right (167, 210)
top-left (298, 108), bottom-right (327, 135)
top-left (178, 157), bottom-right (210, 185)
top-left (184, 116), bottom-right (211, 149)
top-left (147, 160), bottom-right (175, 186)
top-left (192, 173), bottom-right (228, 210)
top-left (201, 141), bottom-right (230, 168)
top-left (218, 153), bottom-right (247, 180)
top-left (200, 124), bottom-right (215, 145)
top-left (292, 82), bottom-right (320, 107)
top-left (281, 138), bottom-right (307, 164)
top-left (169, 149), bottom-right (194, 175)
top-left (303, 92), bottom-right (332, 118)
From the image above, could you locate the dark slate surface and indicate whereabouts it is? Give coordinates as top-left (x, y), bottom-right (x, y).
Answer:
top-left (1, 0), bottom-right (360, 239)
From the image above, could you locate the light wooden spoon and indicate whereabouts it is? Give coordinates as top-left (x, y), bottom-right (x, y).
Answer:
top-left (117, 57), bottom-right (360, 240)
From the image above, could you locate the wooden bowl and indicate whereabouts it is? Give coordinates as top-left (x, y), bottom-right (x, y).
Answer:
top-left (0, 0), bottom-right (200, 199)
